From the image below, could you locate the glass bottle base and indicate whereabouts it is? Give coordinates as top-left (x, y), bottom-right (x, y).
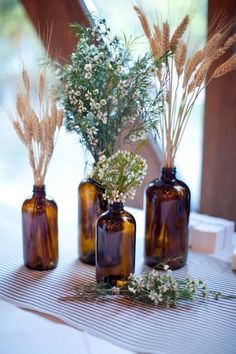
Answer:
top-left (145, 256), bottom-right (187, 270)
top-left (96, 274), bottom-right (128, 287)
top-left (79, 253), bottom-right (95, 266)
top-left (25, 261), bottom-right (58, 271)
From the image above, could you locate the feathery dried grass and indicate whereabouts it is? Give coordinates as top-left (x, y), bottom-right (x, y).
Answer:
top-left (133, 5), bottom-right (151, 40)
top-left (154, 24), bottom-right (162, 44)
top-left (10, 68), bottom-right (64, 186)
top-left (213, 34), bottom-right (236, 61)
top-left (169, 15), bottom-right (189, 49)
top-left (134, 4), bottom-right (236, 167)
top-left (183, 50), bottom-right (202, 87)
top-left (175, 42), bottom-right (187, 77)
top-left (187, 59), bottom-right (211, 93)
top-left (202, 33), bottom-right (222, 57)
top-left (162, 22), bottom-right (170, 53)
top-left (212, 55), bottom-right (236, 78)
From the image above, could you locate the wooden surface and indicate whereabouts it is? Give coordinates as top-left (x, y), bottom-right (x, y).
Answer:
top-left (200, 0), bottom-right (236, 225)
top-left (21, 0), bottom-right (91, 63)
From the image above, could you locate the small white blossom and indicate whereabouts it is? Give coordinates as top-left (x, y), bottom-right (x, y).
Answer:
top-left (112, 287), bottom-right (120, 295)
top-left (129, 116), bottom-right (136, 123)
top-left (148, 290), bottom-right (163, 305)
top-left (128, 286), bottom-right (136, 294)
top-left (100, 99), bottom-right (106, 106)
top-left (84, 63), bottom-right (92, 71)
top-left (85, 72), bottom-right (92, 79)
top-left (97, 111), bottom-right (107, 124)
top-left (146, 280), bottom-right (154, 290)
top-left (93, 55), bottom-right (99, 61)
top-left (129, 129), bottom-right (146, 142)
top-left (95, 103), bottom-right (101, 110)
top-left (99, 154), bottom-right (106, 162)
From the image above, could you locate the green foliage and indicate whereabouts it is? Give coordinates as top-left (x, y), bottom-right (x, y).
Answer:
top-left (58, 18), bottom-right (162, 162)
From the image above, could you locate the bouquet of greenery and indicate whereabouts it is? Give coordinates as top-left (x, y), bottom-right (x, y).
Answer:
top-left (59, 18), bottom-right (162, 162)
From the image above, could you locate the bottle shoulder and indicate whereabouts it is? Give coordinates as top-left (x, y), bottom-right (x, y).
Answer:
top-left (146, 177), bottom-right (189, 189)
top-left (98, 209), bottom-right (136, 225)
top-left (145, 177), bottom-right (162, 189)
top-left (45, 197), bottom-right (57, 208)
top-left (145, 178), bottom-right (190, 198)
top-left (22, 195), bottom-right (57, 210)
top-left (175, 178), bottom-right (191, 192)
top-left (79, 178), bottom-right (104, 192)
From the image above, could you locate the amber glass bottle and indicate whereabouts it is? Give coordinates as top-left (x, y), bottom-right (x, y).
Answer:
top-left (78, 178), bottom-right (108, 265)
top-left (144, 167), bottom-right (190, 269)
top-left (96, 202), bottom-right (136, 286)
top-left (22, 185), bottom-right (58, 270)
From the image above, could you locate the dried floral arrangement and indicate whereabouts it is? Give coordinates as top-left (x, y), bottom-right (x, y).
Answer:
top-left (134, 6), bottom-right (236, 167)
top-left (91, 150), bottom-right (147, 204)
top-left (62, 264), bottom-right (236, 308)
top-left (10, 69), bottom-right (63, 185)
top-left (58, 18), bottom-right (163, 163)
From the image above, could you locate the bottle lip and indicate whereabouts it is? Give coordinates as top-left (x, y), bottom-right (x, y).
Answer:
top-left (109, 202), bottom-right (124, 210)
top-left (161, 166), bottom-right (176, 173)
top-left (161, 166), bottom-right (176, 181)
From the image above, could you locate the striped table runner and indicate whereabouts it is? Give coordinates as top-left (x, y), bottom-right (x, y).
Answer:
top-left (0, 250), bottom-right (236, 354)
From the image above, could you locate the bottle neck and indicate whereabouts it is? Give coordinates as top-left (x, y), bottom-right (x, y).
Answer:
top-left (109, 202), bottom-right (124, 212)
top-left (33, 185), bottom-right (46, 197)
top-left (161, 167), bottom-right (176, 182)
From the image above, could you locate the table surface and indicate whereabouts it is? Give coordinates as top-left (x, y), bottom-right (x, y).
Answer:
top-left (0, 204), bottom-right (235, 354)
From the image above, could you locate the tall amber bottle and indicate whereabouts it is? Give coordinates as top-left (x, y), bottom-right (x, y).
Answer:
top-left (144, 167), bottom-right (190, 269)
top-left (96, 202), bottom-right (136, 286)
top-left (78, 178), bottom-right (108, 265)
top-left (22, 185), bottom-right (58, 270)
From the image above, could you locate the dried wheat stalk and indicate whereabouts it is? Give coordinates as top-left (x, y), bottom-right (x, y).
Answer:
top-left (212, 55), bottom-right (236, 78)
top-left (11, 69), bottom-right (64, 186)
top-left (134, 5), bottom-right (236, 167)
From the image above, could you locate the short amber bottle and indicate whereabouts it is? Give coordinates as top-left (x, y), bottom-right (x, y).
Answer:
top-left (144, 167), bottom-right (190, 269)
top-left (78, 178), bottom-right (108, 265)
top-left (96, 202), bottom-right (136, 286)
top-left (22, 185), bottom-right (58, 270)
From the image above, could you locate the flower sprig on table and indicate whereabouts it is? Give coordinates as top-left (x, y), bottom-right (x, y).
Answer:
top-left (91, 150), bottom-right (147, 204)
top-left (61, 265), bottom-right (236, 308)
top-left (58, 18), bottom-right (163, 162)
top-left (134, 6), bottom-right (236, 167)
